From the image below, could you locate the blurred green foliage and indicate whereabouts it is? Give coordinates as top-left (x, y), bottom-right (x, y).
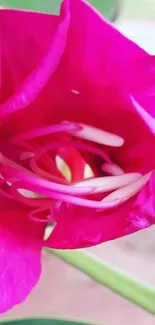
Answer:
top-left (0, 320), bottom-right (95, 325)
top-left (0, 0), bottom-right (118, 21)
top-left (0, 0), bottom-right (62, 14)
top-left (88, 0), bottom-right (118, 21)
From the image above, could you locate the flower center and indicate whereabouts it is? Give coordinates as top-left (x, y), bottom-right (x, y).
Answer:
top-left (0, 121), bottom-right (151, 223)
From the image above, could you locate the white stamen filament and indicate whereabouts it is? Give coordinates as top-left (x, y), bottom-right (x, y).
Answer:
top-left (1, 119), bottom-right (150, 211)
top-left (63, 121), bottom-right (124, 147)
top-left (102, 172), bottom-right (152, 203)
top-left (18, 188), bottom-right (41, 198)
top-left (74, 173), bottom-right (142, 193)
top-left (102, 163), bottom-right (125, 176)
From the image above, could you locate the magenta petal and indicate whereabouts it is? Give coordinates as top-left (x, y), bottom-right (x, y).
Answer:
top-left (129, 171), bottom-right (155, 230)
top-left (0, 199), bottom-right (45, 313)
top-left (0, 2), bottom-right (70, 119)
top-left (131, 55), bottom-right (155, 120)
top-left (63, 0), bottom-right (146, 87)
top-left (44, 201), bottom-right (136, 249)
top-left (64, 0), bottom-right (155, 124)
top-left (0, 0), bottom-right (155, 260)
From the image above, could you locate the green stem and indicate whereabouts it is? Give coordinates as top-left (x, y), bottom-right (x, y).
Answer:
top-left (46, 248), bottom-right (155, 315)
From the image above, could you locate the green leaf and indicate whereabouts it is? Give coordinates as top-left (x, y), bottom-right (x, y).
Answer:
top-left (0, 319), bottom-right (95, 325)
top-left (0, 0), bottom-right (62, 14)
top-left (47, 249), bottom-right (155, 315)
top-left (88, 0), bottom-right (118, 21)
top-left (0, 0), bottom-right (118, 21)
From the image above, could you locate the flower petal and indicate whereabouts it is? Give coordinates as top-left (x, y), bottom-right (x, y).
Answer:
top-left (0, 1), bottom-right (69, 120)
top-left (128, 171), bottom-right (155, 230)
top-left (64, 0), bottom-right (148, 87)
top-left (61, 0), bottom-right (155, 134)
top-left (44, 201), bottom-right (135, 249)
top-left (45, 173), bottom-right (155, 249)
top-left (67, 0), bottom-right (155, 128)
top-left (44, 170), bottom-right (155, 250)
top-left (0, 198), bottom-right (45, 313)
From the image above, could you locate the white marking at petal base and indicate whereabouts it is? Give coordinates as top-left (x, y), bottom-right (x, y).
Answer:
top-left (71, 89), bottom-right (80, 95)
top-left (102, 163), bottom-right (125, 176)
top-left (64, 121), bottom-right (124, 147)
top-left (131, 96), bottom-right (155, 134)
top-left (74, 173), bottom-right (142, 193)
top-left (84, 164), bottom-right (94, 179)
top-left (55, 155), bottom-right (72, 182)
top-left (44, 224), bottom-right (55, 240)
top-left (18, 189), bottom-right (40, 198)
top-left (102, 172), bottom-right (152, 202)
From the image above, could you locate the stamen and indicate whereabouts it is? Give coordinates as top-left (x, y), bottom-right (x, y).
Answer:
top-left (0, 154), bottom-right (94, 195)
top-left (28, 139), bottom-right (110, 194)
top-left (29, 149), bottom-right (68, 184)
top-left (3, 115), bottom-right (149, 211)
top-left (28, 208), bottom-right (50, 223)
top-left (27, 144), bottom-right (68, 183)
top-left (63, 121), bottom-right (125, 147)
top-left (102, 163), bottom-right (125, 176)
top-left (36, 190), bottom-right (121, 209)
top-left (10, 122), bottom-right (82, 144)
top-left (18, 188), bottom-right (40, 198)
top-left (30, 158), bottom-right (68, 184)
top-left (74, 173), bottom-right (142, 193)
top-left (102, 172), bottom-right (152, 203)
top-left (32, 139), bottom-right (111, 166)
top-left (10, 180), bottom-right (121, 210)
top-left (10, 181), bottom-right (54, 208)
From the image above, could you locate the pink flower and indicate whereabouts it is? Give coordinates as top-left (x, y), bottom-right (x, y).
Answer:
top-left (0, 0), bottom-right (155, 312)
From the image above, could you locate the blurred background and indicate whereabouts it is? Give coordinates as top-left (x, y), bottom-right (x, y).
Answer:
top-left (0, 0), bottom-right (155, 324)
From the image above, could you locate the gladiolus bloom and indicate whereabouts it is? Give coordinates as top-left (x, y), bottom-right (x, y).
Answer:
top-left (0, 0), bottom-right (155, 312)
